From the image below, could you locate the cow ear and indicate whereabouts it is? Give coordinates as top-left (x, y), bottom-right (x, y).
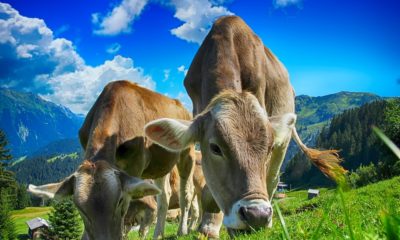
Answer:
top-left (28, 175), bottom-right (75, 199)
top-left (269, 113), bottom-right (297, 147)
top-left (121, 173), bottom-right (161, 199)
top-left (144, 118), bottom-right (196, 151)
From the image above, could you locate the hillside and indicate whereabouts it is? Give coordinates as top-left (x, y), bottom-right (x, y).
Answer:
top-left (285, 99), bottom-right (400, 187)
top-left (10, 138), bottom-right (83, 185)
top-left (284, 91), bottom-right (382, 168)
top-left (0, 88), bottom-right (84, 157)
top-left (12, 177), bottom-right (400, 239)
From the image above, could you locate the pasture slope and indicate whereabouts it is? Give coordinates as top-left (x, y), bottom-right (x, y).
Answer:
top-left (11, 207), bottom-right (52, 239)
top-left (132, 177), bottom-right (400, 239)
top-left (11, 177), bottom-right (399, 239)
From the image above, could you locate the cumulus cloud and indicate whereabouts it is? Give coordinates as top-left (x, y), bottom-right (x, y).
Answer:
top-left (177, 65), bottom-right (188, 75)
top-left (42, 55), bottom-right (155, 114)
top-left (163, 69), bottom-right (170, 82)
top-left (169, 0), bottom-right (233, 44)
top-left (91, 0), bottom-right (233, 44)
top-left (0, 3), bottom-right (84, 92)
top-left (106, 42), bottom-right (121, 54)
top-left (273, 0), bottom-right (302, 8)
top-left (0, 3), bottom-right (155, 114)
top-left (92, 0), bottom-right (148, 36)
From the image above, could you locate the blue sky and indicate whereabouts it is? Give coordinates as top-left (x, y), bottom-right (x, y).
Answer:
top-left (0, 0), bottom-right (399, 113)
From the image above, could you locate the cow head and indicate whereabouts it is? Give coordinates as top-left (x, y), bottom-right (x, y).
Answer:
top-left (28, 160), bottom-right (160, 240)
top-left (145, 90), bottom-right (296, 232)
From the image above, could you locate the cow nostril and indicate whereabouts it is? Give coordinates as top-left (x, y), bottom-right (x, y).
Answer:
top-left (238, 206), bottom-right (247, 221)
top-left (238, 205), bottom-right (272, 229)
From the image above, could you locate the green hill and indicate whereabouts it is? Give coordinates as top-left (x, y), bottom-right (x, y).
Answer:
top-left (12, 177), bottom-right (400, 240)
top-left (129, 177), bottom-right (400, 239)
top-left (284, 91), bottom-right (382, 168)
top-left (285, 99), bottom-right (400, 187)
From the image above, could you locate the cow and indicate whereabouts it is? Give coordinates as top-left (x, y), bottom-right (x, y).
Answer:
top-left (28, 80), bottom-right (197, 240)
top-left (125, 152), bottom-right (204, 239)
top-left (144, 16), bottom-right (345, 237)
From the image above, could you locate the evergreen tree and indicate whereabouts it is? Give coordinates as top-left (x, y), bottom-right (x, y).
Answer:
top-left (284, 100), bottom-right (400, 188)
top-left (0, 190), bottom-right (17, 240)
top-left (0, 130), bottom-right (12, 165)
top-left (48, 199), bottom-right (82, 240)
top-left (0, 129), bottom-right (18, 209)
top-left (15, 184), bottom-right (31, 210)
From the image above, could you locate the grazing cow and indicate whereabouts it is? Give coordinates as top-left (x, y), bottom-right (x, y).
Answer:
top-left (28, 80), bottom-right (196, 240)
top-left (145, 16), bottom-right (345, 237)
top-left (125, 153), bottom-right (204, 239)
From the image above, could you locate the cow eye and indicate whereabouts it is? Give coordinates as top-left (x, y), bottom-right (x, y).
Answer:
top-left (209, 143), bottom-right (223, 156)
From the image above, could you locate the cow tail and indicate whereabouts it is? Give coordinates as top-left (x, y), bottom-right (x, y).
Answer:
top-left (292, 127), bottom-right (347, 183)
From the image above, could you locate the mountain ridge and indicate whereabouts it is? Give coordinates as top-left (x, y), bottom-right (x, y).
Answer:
top-left (0, 88), bottom-right (84, 157)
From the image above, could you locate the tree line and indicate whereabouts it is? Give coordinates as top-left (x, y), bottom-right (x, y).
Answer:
top-left (284, 99), bottom-right (400, 188)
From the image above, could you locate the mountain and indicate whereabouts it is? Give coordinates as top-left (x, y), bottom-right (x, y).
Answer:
top-left (0, 88), bottom-right (84, 157)
top-left (1, 89), bottom-right (383, 185)
top-left (283, 91), bottom-right (382, 169)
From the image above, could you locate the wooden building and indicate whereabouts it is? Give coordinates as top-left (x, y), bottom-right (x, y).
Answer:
top-left (26, 217), bottom-right (49, 239)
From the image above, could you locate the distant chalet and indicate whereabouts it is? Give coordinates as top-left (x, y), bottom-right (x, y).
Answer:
top-left (308, 189), bottom-right (320, 199)
top-left (26, 217), bottom-right (49, 239)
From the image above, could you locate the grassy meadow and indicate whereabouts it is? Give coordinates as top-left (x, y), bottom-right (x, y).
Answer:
top-left (11, 207), bottom-right (52, 239)
top-left (129, 176), bottom-right (400, 239)
top-left (11, 177), bottom-right (400, 240)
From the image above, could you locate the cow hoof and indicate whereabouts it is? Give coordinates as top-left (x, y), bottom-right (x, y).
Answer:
top-left (198, 226), bottom-right (219, 239)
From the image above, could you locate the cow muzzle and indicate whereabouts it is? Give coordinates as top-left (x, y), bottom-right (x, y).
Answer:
top-left (223, 199), bottom-right (272, 230)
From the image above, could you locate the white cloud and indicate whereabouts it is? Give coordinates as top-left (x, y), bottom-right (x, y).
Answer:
top-left (92, 0), bottom-right (148, 36)
top-left (177, 65), bottom-right (188, 75)
top-left (42, 55), bottom-right (155, 114)
top-left (273, 0), bottom-right (302, 8)
top-left (91, 0), bottom-right (233, 44)
top-left (0, 3), bottom-right (155, 114)
top-left (163, 69), bottom-right (170, 82)
top-left (54, 24), bottom-right (70, 36)
top-left (0, 2), bottom-right (84, 91)
top-left (106, 42), bottom-right (122, 54)
top-left (169, 0), bottom-right (234, 44)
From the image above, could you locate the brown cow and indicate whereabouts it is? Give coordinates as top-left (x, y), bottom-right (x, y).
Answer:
top-left (125, 152), bottom-right (204, 238)
top-left (28, 80), bottom-right (197, 240)
top-left (145, 16), bottom-right (344, 237)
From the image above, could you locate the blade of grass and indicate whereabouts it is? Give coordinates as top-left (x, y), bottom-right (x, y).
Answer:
top-left (338, 188), bottom-right (355, 240)
top-left (273, 200), bottom-right (291, 240)
top-left (372, 126), bottom-right (400, 159)
top-left (310, 191), bottom-right (338, 240)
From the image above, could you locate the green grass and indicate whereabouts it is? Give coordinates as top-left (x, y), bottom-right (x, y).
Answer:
top-left (11, 207), bottom-right (52, 239)
top-left (128, 177), bottom-right (400, 239)
top-left (47, 152), bottom-right (79, 163)
top-left (11, 177), bottom-right (400, 240)
top-left (11, 155), bottom-right (27, 166)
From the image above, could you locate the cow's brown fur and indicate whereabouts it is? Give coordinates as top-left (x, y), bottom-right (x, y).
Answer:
top-left (180, 16), bottom-right (343, 236)
top-left (78, 80), bottom-right (198, 239)
top-left (79, 80), bottom-right (192, 178)
top-left (139, 15), bottom-right (345, 236)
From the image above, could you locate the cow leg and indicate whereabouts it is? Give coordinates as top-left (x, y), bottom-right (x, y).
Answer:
top-left (177, 148), bottom-right (196, 235)
top-left (188, 195), bottom-right (200, 231)
top-left (266, 139), bottom-right (291, 200)
top-left (197, 185), bottom-right (223, 238)
top-left (139, 208), bottom-right (155, 239)
top-left (153, 174), bottom-right (171, 240)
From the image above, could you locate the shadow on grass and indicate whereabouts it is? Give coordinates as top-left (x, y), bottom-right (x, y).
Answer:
top-left (17, 233), bottom-right (29, 240)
